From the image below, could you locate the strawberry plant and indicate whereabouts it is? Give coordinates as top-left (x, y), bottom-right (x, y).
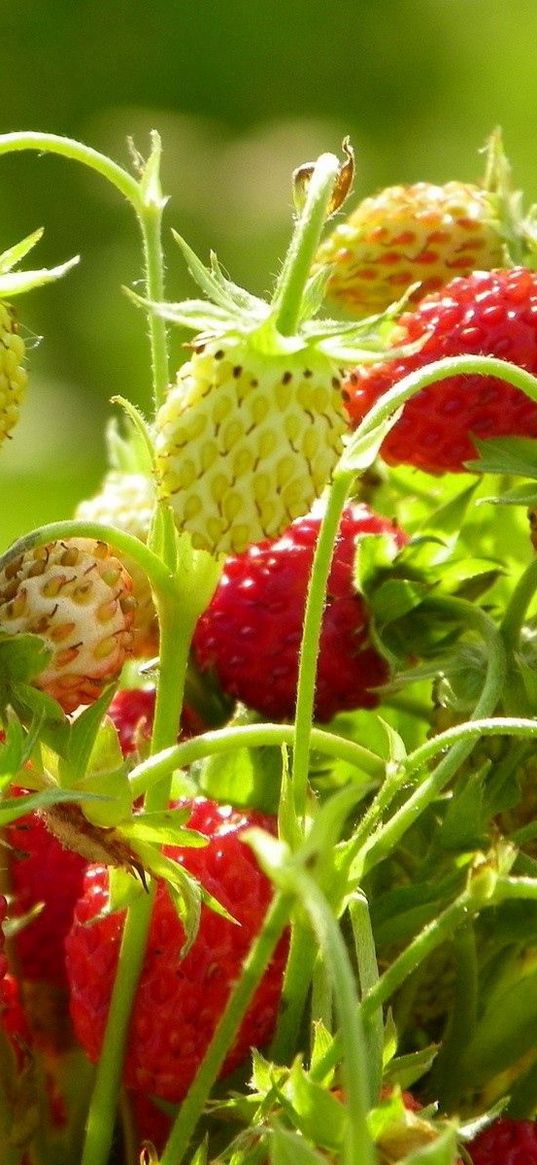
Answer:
top-left (3, 128), bottom-right (537, 1165)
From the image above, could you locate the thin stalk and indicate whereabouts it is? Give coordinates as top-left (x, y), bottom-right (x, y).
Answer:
top-left (270, 919), bottom-right (319, 1064)
top-left (360, 601), bottom-right (507, 871)
top-left (349, 891), bottom-right (383, 1102)
top-left (272, 152), bottom-right (340, 337)
top-left (80, 891), bottom-right (154, 1165)
top-left (0, 130), bottom-right (169, 413)
top-left (500, 554), bottom-right (537, 649)
top-left (293, 869), bottom-right (376, 1165)
top-left (360, 891), bottom-right (479, 1028)
top-left (0, 518), bottom-right (176, 603)
top-left (80, 593), bottom-right (196, 1165)
top-left (292, 469), bottom-right (353, 821)
top-left (346, 355), bottom-right (537, 457)
top-left (0, 132), bottom-right (141, 205)
top-left (129, 721), bottom-right (384, 800)
top-left (160, 893), bottom-right (292, 1165)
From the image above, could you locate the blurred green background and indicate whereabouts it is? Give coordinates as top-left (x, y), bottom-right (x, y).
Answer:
top-left (1, 0), bottom-right (536, 549)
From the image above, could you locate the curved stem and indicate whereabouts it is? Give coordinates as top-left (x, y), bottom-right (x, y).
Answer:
top-left (129, 720), bottom-right (384, 800)
top-left (345, 355), bottom-right (537, 464)
top-left (359, 600), bottom-right (506, 870)
top-left (0, 130), bottom-right (169, 413)
top-left (292, 469), bottom-right (353, 821)
top-left (272, 151), bottom-right (340, 336)
top-left (0, 518), bottom-right (176, 604)
top-left (0, 131), bottom-right (141, 206)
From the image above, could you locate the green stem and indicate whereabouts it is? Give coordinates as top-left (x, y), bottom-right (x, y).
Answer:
top-left (81, 592), bottom-right (197, 1165)
top-left (0, 518), bottom-right (176, 603)
top-left (360, 600), bottom-right (507, 870)
top-left (345, 355), bottom-right (537, 464)
top-left (0, 130), bottom-right (169, 413)
top-left (360, 890), bottom-right (478, 1028)
top-left (349, 891), bottom-right (383, 1102)
top-left (272, 151), bottom-right (340, 336)
top-left (292, 469), bottom-right (353, 821)
top-left (270, 918), bottom-right (319, 1064)
top-left (500, 554), bottom-right (537, 650)
top-left (80, 891), bottom-right (154, 1165)
top-left (160, 893), bottom-right (292, 1165)
top-left (293, 869), bottom-right (376, 1165)
top-left (0, 131), bottom-right (141, 204)
top-left (129, 720), bottom-right (384, 800)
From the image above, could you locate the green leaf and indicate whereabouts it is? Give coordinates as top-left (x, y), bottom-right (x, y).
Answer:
top-left (268, 1124), bottom-right (327, 1165)
top-left (0, 228), bottom-right (44, 274)
top-left (383, 1046), bottom-right (439, 1090)
top-left (440, 772), bottom-right (488, 852)
top-left (399, 1125), bottom-right (460, 1165)
top-left (285, 1059), bottom-right (345, 1149)
top-left (121, 808), bottom-right (208, 847)
top-left (458, 965), bottom-right (537, 1088)
top-left (74, 766), bottom-right (132, 827)
top-left (59, 685), bottom-right (119, 785)
top-left (108, 866), bottom-right (144, 914)
top-left (339, 411), bottom-right (403, 474)
top-left (0, 784), bottom-right (108, 827)
top-left (0, 253), bottom-right (79, 297)
top-left (465, 435), bottom-right (537, 478)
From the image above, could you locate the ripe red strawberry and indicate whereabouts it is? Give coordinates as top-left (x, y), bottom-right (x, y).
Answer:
top-left (192, 503), bottom-right (405, 722)
top-left (315, 180), bottom-right (508, 319)
top-left (467, 1117), bottom-right (537, 1163)
top-left (7, 791), bottom-right (87, 990)
top-left (0, 537), bottom-right (136, 713)
top-left (107, 686), bottom-right (205, 757)
top-left (65, 798), bottom-right (288, 1101)
top-left (343, 267), bottom-right (537, 474)
top-left (0, 896), bottom-right (8, 983)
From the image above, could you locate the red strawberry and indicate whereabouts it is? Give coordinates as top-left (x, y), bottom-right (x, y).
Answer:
top-left (0, 896), bottom-right (7, 984)
top-left (467, 1117), bottom-right (537, 1163)
top-left (129, 1089), bottom-right (173, 1155)
top-left (343, 267), bottom-right (537, 474)
top-left (107, 686), bottom-right (205, 757)
top-left (65, 798), bottom-right (288, 1102)
top-left (192, 503), bottom-right (405, 722)
top-left (7, 791), bottom-right (87, 989)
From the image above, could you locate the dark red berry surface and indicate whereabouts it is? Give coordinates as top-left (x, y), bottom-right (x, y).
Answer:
top-left (65, 798), bottom-right (288, 1101)
top-left (7, 792), bottom-right (87, 987)
top-left (467, 1117), bottom-right (537, 1164)
top-left (344, 267), bottom-right (537, 474)
top-left (193, 503), bottom-right (405, 722)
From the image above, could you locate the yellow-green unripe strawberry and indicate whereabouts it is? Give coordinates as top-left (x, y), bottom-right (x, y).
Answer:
top-left (0, 538), bottom-right (135, 713)
top-left (154, 335), bottom-right (347, 555)
top-left (0, 301), bottom-right (27, 444)
top-left (75, 472), bottom-right (158, 657)
top-left (315, 180), bottom-right (508, 318)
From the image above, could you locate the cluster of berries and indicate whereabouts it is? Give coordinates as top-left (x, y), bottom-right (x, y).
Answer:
top-left (3, 131), bottom-right (537, 1165)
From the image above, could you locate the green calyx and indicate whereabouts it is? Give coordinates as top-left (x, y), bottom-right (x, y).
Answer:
top-left (0, 228), bottom-right (79, 297)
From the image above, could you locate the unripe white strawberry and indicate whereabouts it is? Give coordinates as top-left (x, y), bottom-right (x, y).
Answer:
top-left (155, 335), bottom-right (347, 555)
top-left (0, 301), bottom-right (27, 445)
top-left (0, 538), bottom-right (135, 712)
top-left (75, 472), bottom-right (158, 657)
